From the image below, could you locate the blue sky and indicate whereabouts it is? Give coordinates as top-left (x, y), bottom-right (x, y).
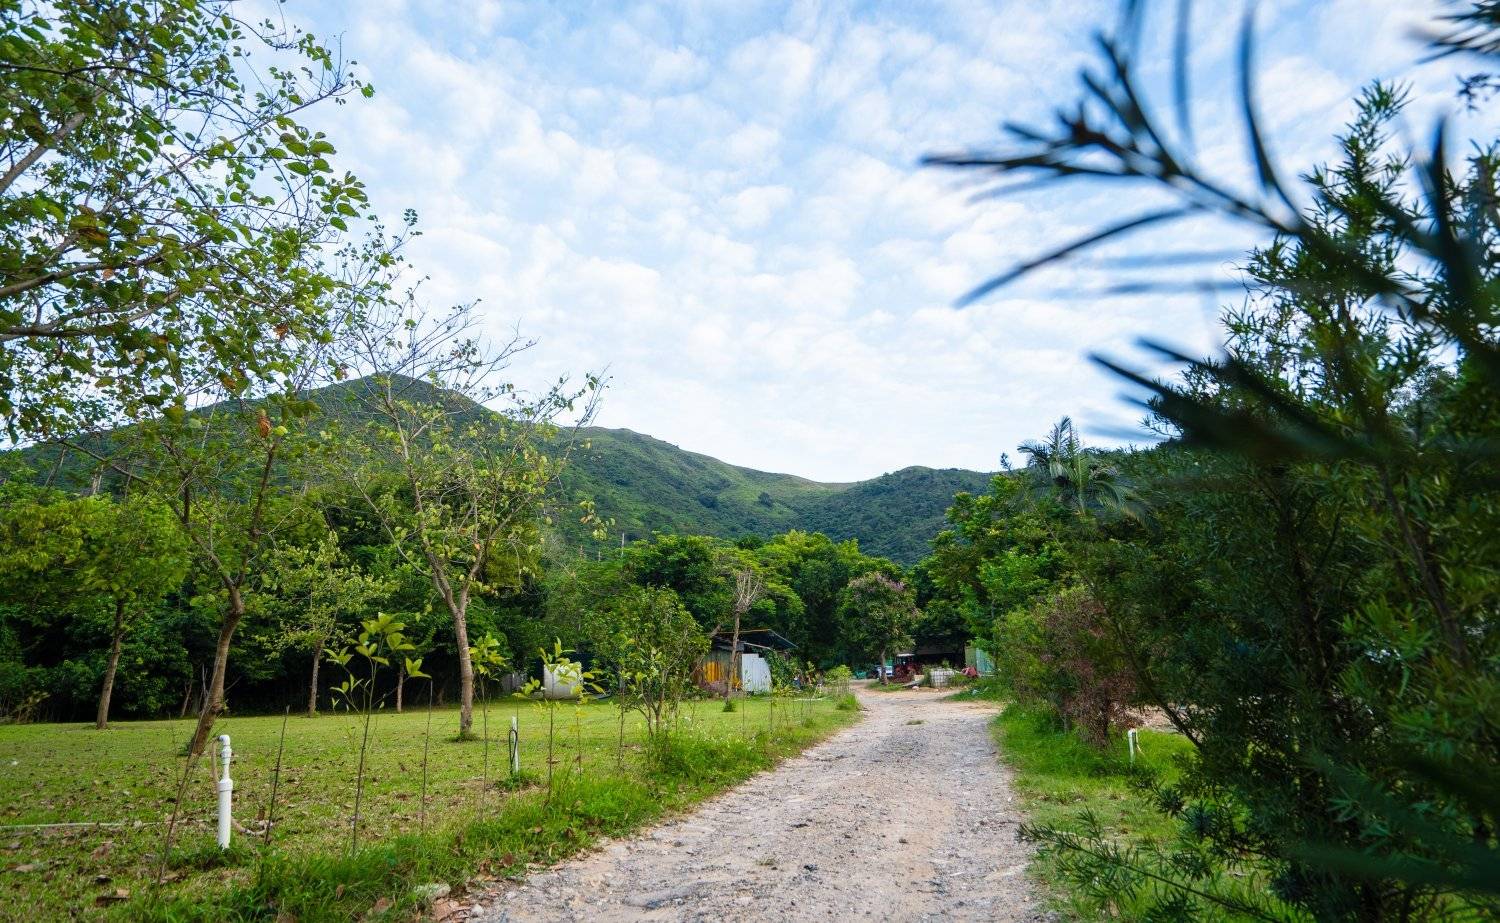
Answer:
top-left (289, 1), bottom-right (1488, 481)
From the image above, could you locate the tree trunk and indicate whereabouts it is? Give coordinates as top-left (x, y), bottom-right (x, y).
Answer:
top-left (724, 608), bottom-right (743, 701)
top-left (179, 672), bottom-right (193, 719)
top-left (395, 667), bottom-right (405, 714)
top-left (452, 600), bottom-right (474, 737)
top-left (879, 647), bottom-right (888, 684)
top-left (96, 600), bottom-right (126, 730)
top-left (189, 589), bottom-right (244, 756)
top-left (307, 637), bottom-right (324, 718)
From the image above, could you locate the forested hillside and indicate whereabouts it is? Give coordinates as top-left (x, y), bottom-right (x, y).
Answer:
top-left (559, 426), bottom-right (993, 562)
top-left (18, 385), bottom-right (991, 564)
top-left (794, 466), bottom-right (993, 563)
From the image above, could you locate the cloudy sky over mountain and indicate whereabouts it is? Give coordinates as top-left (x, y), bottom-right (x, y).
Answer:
top-left (291, 0), bottom-right (1489, 481)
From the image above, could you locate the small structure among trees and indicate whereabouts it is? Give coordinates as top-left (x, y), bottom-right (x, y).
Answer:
top-left (698, 628), bottom-right (797, 695)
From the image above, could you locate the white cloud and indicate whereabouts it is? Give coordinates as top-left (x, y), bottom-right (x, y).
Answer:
top-left (722, 184), bottom-right (795, 229)
top-left (291, 0), bottom-right (1492, 481)
top-left (726, 33), bottom-right (819, 107)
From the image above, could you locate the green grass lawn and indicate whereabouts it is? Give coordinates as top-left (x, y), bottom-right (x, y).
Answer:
top-left (0, 694), bottom-right (853, 920)
top-left (993, 703), bottom-right (1194, 918)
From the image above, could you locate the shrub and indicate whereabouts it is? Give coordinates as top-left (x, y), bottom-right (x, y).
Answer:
top-left (766, 650), bottom-right (797, 690)
top-left (993, 587), bottom-right (1138, 747)
top-left (1036, 589), bottom-right (1137, 747)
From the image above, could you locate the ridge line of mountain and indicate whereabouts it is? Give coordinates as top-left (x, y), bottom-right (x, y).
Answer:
top-left (8, 377), bottom-right (996, 565)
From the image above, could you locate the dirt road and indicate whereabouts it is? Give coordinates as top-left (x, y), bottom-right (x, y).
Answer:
top-left (465, 685), bottom-right (1042, 922)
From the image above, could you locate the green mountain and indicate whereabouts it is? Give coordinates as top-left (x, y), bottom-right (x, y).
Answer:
top-left (561, 427), bottom-right (993, 563)
top-left (12, 378), bottom-right (993, 565)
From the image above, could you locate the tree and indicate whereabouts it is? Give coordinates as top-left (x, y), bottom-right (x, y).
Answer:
top-left (338, 300), bottom-right (601, 738)
top-left (751, 530), bottom-right (895, 663)
top-left (262, 532), bottom-right (392, 717)
top-left (81, 499), bottom-right (188, 730)
top-left (926, 474), bottom-right (1067, 651)
top-left (908, 562), bottom-right (969, 662)
top-left (622, 533), bottom-right (735, 628)
top-left (0, 491), bottom-right (186, 728)
top-left (144, 390), bottom-right (326, 755)
top-left (1018, 418), bottom-right (1135, 518)
top-left (391, 606), bottom-right (439, 715)
top-left (722, 558), bottom-right (765, 701)
top-left (838, 572), bottom-right (919, 683)
top-left (6, 0), bottom-right (399, 754)
top-left (91, 322), bottom-right (344, 755)
top-left (0, 0), bottom-right (374, 439)
top-left (584, 585), bottom-right (706, 739)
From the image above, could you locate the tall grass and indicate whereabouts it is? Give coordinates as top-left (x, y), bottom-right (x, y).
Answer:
top-left (646, 730), bottom-right (768, 783)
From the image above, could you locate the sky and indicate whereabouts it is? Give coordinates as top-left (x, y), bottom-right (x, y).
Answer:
top-left (284, 0), bottom-right (1490, 482)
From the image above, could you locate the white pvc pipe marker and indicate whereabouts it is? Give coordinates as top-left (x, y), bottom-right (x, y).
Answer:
top-left (216, 734), bottom-right (233, 849)
top-left (1127, 728), bottom-right (1139, 766)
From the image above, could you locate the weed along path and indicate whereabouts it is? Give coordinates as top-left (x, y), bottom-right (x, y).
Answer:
top-left (464, 685), bottom-right (1041, 922)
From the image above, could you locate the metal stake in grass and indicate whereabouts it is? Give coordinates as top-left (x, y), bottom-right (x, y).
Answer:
top-left (616, 686), bottom-right (627, 769)
top-left (259, 706), bottom-right (290, 886)
top-left (480, 675), bottom-right (491, 812)
top-left (155, 736), bottom-right (206, 887)
top-left (546, 695), bottom-right (557, 800)
top-left (573, 697), bottom-right (585, 774)
top-left (510, 713), bottom-right (521, 777)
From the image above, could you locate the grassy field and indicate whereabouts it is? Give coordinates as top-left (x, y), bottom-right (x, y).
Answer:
top-left (992, 702), bottom-right (1195, 919)
top-left (0, 693), bottom-right (854, 920)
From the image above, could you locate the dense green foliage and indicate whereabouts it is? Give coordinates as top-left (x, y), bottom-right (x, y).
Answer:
top-left (0, 480), bottom-right (908, 723)
top-left (836, 572), bottom-right (919, 674)
top-left (919, 5), bottom-right (1500, 919)
top-left (584, 585), bottom-right (706, 738)
top-left (0, 488), bottom-right (189, 725)
top-left (0, 0), bottom-right (374, 439)
top-left (546, 530), bottom-right (904, 669)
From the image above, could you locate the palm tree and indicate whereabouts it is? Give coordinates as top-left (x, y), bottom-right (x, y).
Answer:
top-left (1018, 417), bottom-right (1138, 518)
top-left (1018, 416), bottom-right (1082, 487)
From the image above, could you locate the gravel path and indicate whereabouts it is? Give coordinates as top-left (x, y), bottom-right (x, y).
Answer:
top-left (464, 685), bottom-right (1043, 922)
